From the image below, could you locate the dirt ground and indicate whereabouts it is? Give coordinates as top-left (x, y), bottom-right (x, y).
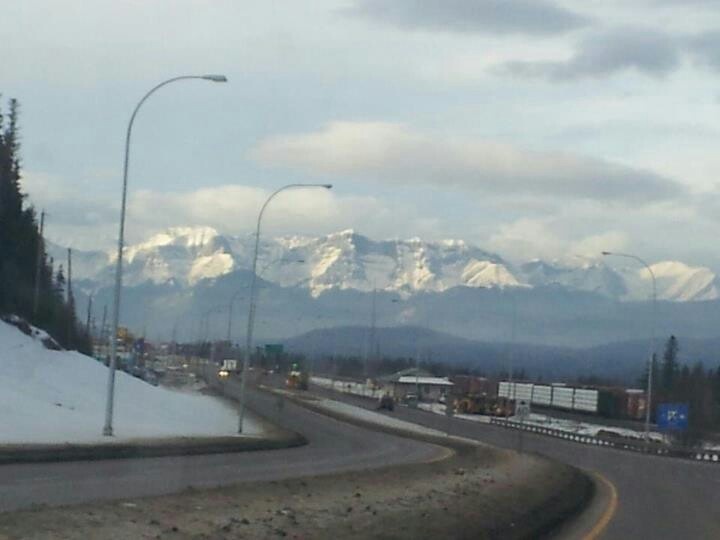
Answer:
top-left (0, 442), bottom-right (590, 540)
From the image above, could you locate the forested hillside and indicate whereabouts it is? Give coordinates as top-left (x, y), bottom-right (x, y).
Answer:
top-left (0, 97), bottom-right (90, 353)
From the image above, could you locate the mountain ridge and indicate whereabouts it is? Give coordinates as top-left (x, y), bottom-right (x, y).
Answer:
top-left (51, 226), bottom-right (720, 303)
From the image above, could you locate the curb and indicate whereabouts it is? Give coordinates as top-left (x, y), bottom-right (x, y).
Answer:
top-left (0, 432), bottom-right (307, 465)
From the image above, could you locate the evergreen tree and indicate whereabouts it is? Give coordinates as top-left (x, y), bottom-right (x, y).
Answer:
top-left (54, 265), bottom-right (66, 301)
top-left (0, 97), bottom-right (90, 353)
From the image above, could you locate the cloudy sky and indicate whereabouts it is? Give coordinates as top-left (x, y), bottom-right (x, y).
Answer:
top-left (4, 0), bottom-right (720, 269)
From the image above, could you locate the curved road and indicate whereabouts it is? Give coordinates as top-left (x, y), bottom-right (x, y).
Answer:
top-left (0, 387), bottom-right (442, 513)
top-left (311, 385), bottom-right (720, 539)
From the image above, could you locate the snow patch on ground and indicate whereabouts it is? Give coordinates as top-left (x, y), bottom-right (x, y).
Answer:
top-left (315, 398), bottom-right (445, 437)
top-left (311, 376), bottom-right (383, 398)
top-left (0, 319), bottom-right (261, 444)
top-left (416, 401), bottom-right (667, 442)
top-left (519, 413), bottom-right (665, 442)
top-left (418, 402), bottom-right (492, 424)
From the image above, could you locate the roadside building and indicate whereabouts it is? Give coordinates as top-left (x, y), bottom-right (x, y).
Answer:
top-left (392, 375), bottom-right (454, 402)
top-left (375, 367), bottom-right (432, 394)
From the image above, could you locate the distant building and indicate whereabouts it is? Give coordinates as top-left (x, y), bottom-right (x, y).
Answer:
top-left (380, 368), bottom-right (454, 402)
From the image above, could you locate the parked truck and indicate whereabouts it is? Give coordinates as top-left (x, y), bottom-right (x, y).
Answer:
top-left (218, 359), bottom-right (239, 378)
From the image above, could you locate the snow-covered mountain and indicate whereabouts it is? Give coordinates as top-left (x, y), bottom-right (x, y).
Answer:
top-left (61, 226), bottom-right (720, 303)
top-left (520, 260), bottom-right (628, 298)
top-left (634, 261), bottom-right (719, 302)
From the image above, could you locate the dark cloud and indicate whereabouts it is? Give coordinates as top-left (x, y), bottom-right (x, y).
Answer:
top-left (253, 122), bottom-right (685, 204)
top-left (500, 27), bottom-right (680, 80)
top-left (346, 0), bottom-right (590, 36)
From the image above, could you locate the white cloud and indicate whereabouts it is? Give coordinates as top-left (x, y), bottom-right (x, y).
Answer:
top-left (488, 218), bottom-right (631, 263)
top-left (252, 121), bottom-right (683, 203)
top-left (488, 218), bottom-right (565, 260)
top-left (21, 176), bottom-right (433, 250)
top-left (570, 231), bottom-right (630, 258)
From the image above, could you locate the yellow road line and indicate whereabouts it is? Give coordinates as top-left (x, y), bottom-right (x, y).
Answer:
top-left (583, 473), bottom-right (618, 540)
top-left (424, 445), bottom-right (456, 463)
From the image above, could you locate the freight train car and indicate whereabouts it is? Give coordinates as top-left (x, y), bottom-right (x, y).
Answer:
top-left (498, 381), bottom-right (646, 419)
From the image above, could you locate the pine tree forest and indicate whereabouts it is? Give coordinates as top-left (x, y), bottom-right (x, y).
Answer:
top-left (0, 97), bottom-right (91, 353)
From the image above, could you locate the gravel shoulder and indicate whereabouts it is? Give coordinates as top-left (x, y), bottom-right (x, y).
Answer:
top-left (0, 387), bottom-right (592, 540)
top-left (0, 436), bottom-right (589, 540)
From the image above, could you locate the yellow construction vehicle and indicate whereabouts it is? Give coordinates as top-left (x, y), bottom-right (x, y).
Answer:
top-left (455, 395), bottom-right (513, 416)
top-left (286, 370), bottom-right (309, 390)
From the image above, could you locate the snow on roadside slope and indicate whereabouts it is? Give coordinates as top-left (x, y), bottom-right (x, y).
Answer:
top-left (311, 376), bottom-right (378, 397)
top-left (315, 399), bottom-right (445, 437)
top-left (0, 319), bottom-right (261, 444)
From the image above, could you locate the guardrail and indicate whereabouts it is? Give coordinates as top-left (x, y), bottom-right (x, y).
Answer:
top-left (489, 417), bottom-right (720, 464)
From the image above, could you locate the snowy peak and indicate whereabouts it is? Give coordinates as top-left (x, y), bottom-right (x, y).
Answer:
top-left (60, 228), bottom-right (719, 303)
top-left (462, 260), bottom-right (522, 288)
top-left (638, 261), bottom-right (719, 302)
top-left (125, 226), bottom-right (222, 260)
top-left (115, 226), bottom-right (237, 287)
top-left (268, 231), bottom-right (517, 296)
top-left (519, 258), bottom-right (720, 302)
top-left (521, 260), bottom-right (627, 297)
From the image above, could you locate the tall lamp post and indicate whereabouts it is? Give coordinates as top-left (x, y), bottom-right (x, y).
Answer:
top-left (237, 183), bottom-right (332, 433)
top-left (602, 251), bottom-right (657, 441)
top-left (103, 74), bottom-right (227, 436)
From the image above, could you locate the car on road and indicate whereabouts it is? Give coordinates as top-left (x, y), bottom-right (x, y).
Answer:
top-left (377, 394), bottom-right (395, 411)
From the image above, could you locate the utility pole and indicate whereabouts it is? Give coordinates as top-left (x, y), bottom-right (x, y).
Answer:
top-left (32, 210), bottom-right (45, 317)
top-left (100, 304), bottom-right (108, 357)
top-left (415, 339), bottom-right (420, 405)
top-left (67, 247), bottom-right (73, 348)
top-left (364, 285), bottom-right (377, 392)
top-left (171, 320), bottom-right (178, 356)
top-left (86, 294), bottom-right (93, 334)
top-left (66, 248), bottom-right (72, 303)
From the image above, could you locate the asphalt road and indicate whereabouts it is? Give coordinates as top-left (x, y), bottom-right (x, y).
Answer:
top-left (309, 384), bottom-right (720, 540)
top-left (0, 386), bottom-right (442, 513)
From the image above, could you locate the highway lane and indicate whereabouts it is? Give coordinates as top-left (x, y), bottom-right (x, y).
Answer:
top-left (308, 385), bottom-right (720, 539)
top-left (0, 387), bottom-right (443, 513)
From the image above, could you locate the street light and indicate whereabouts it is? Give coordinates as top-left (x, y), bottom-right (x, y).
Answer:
top-left (602, 251), bottom-right (657, 441)
top-left (103, 74), bottom-right (227, 437)
top-left (237, 183), bottom-right (333, 433)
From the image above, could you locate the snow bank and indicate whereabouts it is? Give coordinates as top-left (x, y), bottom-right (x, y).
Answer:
top-left (518, 413), bottom-right (665, 443)
top-left (0, 320), bottom-right (261, 443)
top-left (316, 399), bottom-right (445, 437)
top-left (418, 402), bottom-right (492, 424)
top-left (311, 376), bottom-right (382, 398)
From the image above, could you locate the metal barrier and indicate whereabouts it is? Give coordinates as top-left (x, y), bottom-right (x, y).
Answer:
top-left (489, 417), bottom-right (720, 463)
